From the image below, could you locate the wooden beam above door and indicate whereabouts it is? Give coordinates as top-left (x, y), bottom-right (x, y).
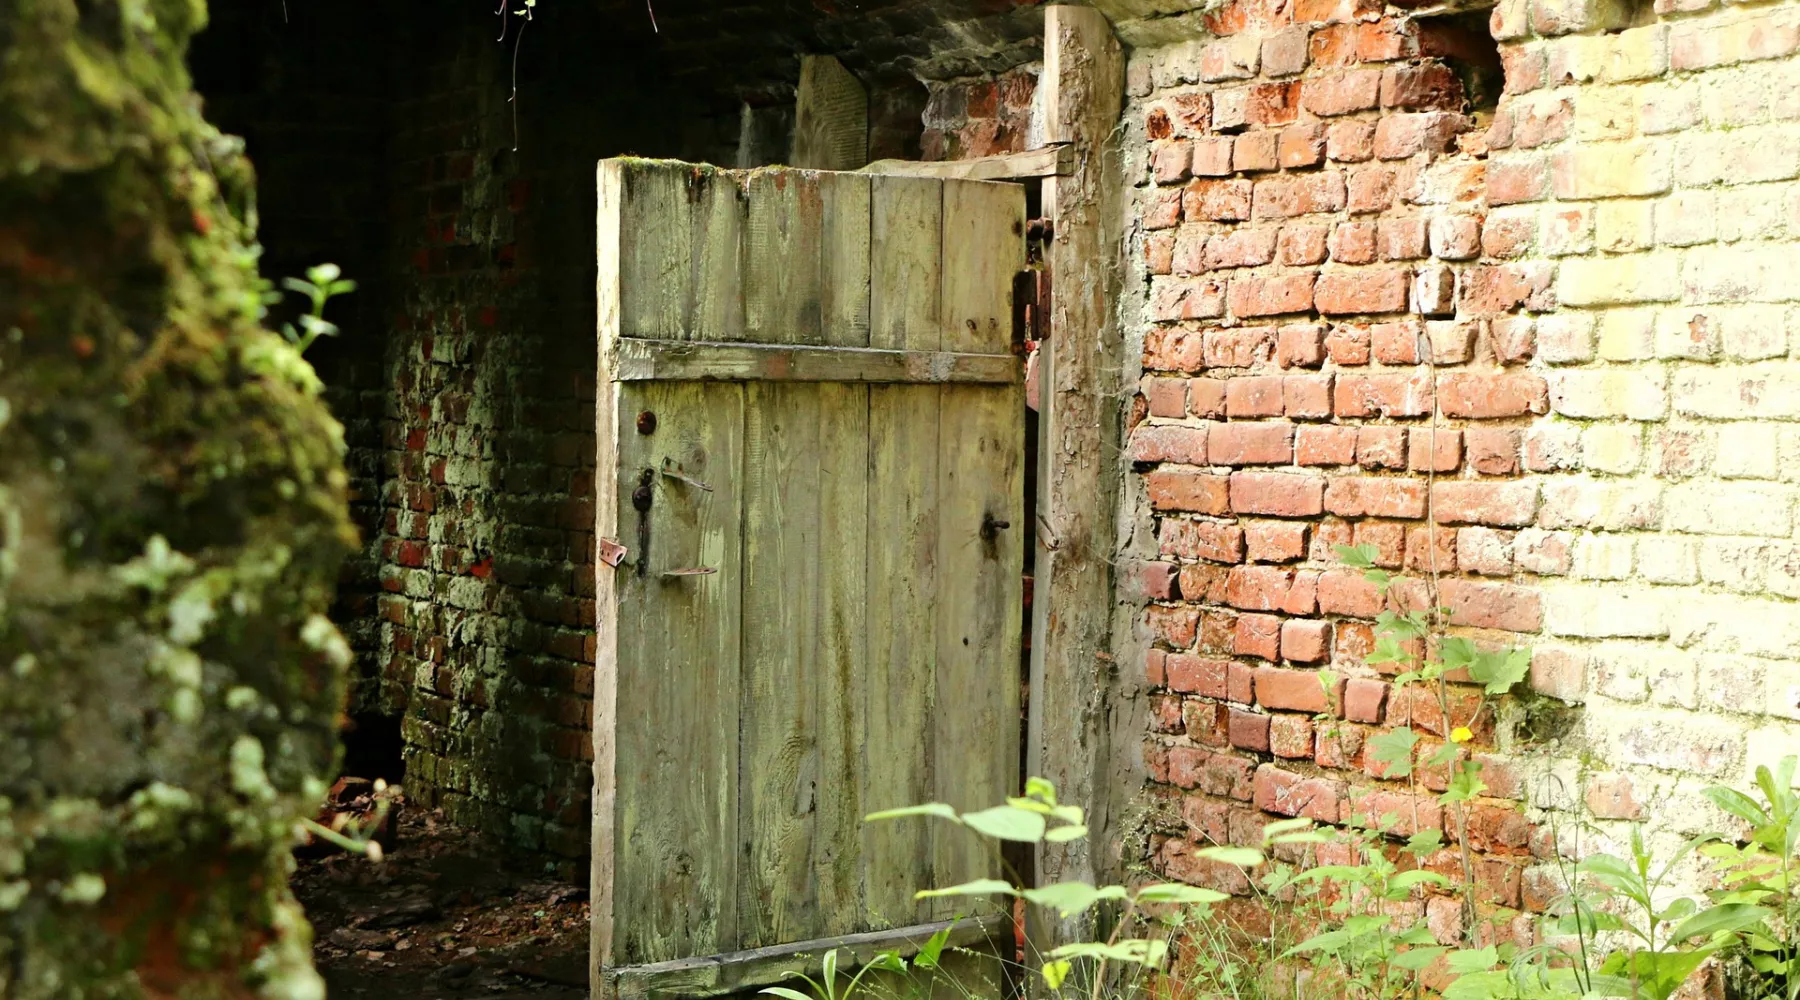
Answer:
top-left (859, 143), bottom-right (1074, 182)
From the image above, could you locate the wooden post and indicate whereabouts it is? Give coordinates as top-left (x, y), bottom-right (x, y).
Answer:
top-left (1027, 1), bottom-right (1126, 949)
top-left (791, 55), bottom-right (869, 170)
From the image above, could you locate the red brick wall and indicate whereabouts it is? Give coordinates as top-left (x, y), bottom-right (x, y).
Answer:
top-left (923, 65), bottom-right (1042, 159)
top-left (1123, 0), bottom-right (1549, 938)
top-left (1122, 0), bottom-right (1800, 938)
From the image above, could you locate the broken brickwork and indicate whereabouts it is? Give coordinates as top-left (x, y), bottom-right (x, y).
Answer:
top-left (1118, 0), bottom-right (1800, 939)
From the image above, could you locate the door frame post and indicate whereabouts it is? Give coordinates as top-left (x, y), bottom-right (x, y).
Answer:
top-left (1026, 1), bottom-right (1127, 955)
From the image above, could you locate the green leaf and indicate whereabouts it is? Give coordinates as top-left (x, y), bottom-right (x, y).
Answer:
top-left (915, 879), bottom-right (1018, 901)
top-left (1044, 824), bottom-right (1089, 843)
top-left (1426, 742), bottom-right (1462, 767)
top-left (1367, 636), bottom-right (1413, 667)
top-left (1438, 637), bottom-right (1478, 671)
top-left (1440, 761), bottom-right (1487, 804)
top-left (865, 803), bottom-right (961, 824)
top-left (1024, 776), bottom-right (1058, 805)
top-left (1403, 828), bottom-right (1445, 857)
top-left (1368, 727), bottom-right (1419, 778)
top-left (1703, 786), bottom-right (1771, 828)
top-left (1134, 882), bottom-right (1228, 905)
top-left (1446, 947), bottom-right (1499, 974)
top-left (1050, 804), bottom-right (1085, 825)
top-left (1391, 946), bottom-right (1448, 971)
top-left (1390, 870), bottom-right (1453, 891)
top-left (961, 805), bottom-right (1048, 842)
top-left (1041, 959), bottom-right (1072, 991)
top-left (1262, 818), bottom-right (1314, 837)
top-left (1194, 846), bottom-right (1264, 867)
top-left (1670, 903), bottom-right (1770, 942)
top-left (1022, 882), bottom-right (1129, 917)
top-left (1049, 940), bottom-right (1169, 966)
top-left (1467, 647), bottom-right (1531, 695)
top-left (1335, 543), bottom-right (1377, 568)
top-left (761, 988), bottom-right (816, 1000)
top-left (1006, 796), bottom-right (1054, 814)
top-left (915, 924), bottom-right (951, 969)
top-left (822, 949), bottom-right (839, 1000)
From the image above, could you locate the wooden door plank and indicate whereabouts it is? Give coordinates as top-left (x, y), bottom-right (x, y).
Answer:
top-left (791, 55), bottom-right (869, 171)
top-left (870, 175), bottom-right (943, 352)
top-left (739, 381), bottom-right (824, 947)
top-left (931, 180), bottom-right (1025, 912)
top-left (862, 174), bottom-right (946, 928)
top-left (690, 168), bottom-right (747, 341)
top-left (594, 162), bottom-right (626, 979)
top-left (743, 170), bottom-right (824, 345)
top-left (612, 379), bottom-right (746, 964)
top-left (940, 180), bottom-right (1025, 355)
top-left (811, 381), bottom-right (871, 936)
top-left (821, 172), bottom-right (873, 348)
top-left (611, 160), bottom-right (696, 342)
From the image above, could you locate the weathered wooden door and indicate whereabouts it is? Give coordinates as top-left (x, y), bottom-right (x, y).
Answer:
top-left (591, 159), bottom-right (1026, 996)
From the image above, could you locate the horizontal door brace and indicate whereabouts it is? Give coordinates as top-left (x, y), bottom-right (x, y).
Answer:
top-left (601, 913), bottom-right (1011, 1000)
top-left (612, 337), bottom-right (1021, 384)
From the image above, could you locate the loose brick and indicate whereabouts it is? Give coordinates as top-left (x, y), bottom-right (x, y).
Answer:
top-left (1374, 111), bottom-right (1464, 160)
top-left (1225, 375), bottom-right (1285, 418)
top-left (1284, 374), bottom-right (1335, 418)
top-left (1161, 518), bottom-right (1247, 563)
top-left (1204, 326), bottom-right (1278, 368)
top-left (1324, 476), bottom-right (1428, 518)
top-left (1255, 666), bottom-right (1343, 714)
top-left (1317, 568), bottom-right (1388, 617)
top-left (1224, 565), bottom-right (1320, 613)
top-left (1189, 378), bottom-right (1228, 418)
top-left (1380, 62), bottom-right (1465, 110)
top-left (1233, 130), bottom-right (1281, 173)
top-left (1278, 224), bottom-right (1331, 265)
top-left (1145, 326), bottom-right (1207, 371)
top-left (1229, 273), bottom-right (1317, 317)
top-left (1334, 371), bottom-right (1433, 418)
top-left (1327, 120), bottom-right (1376, 162)
top-left (1344, 678), bottom-right (1388, 723)
top-left (1315, 268), bottom-right (1410, 315)
top-left (1372, 319), bottom-right (1422, 364)
top-left (1356, 426), bottom-right (1408, 469)
top-left (1297, 424), bottom-right (1358, 465)
top-left (1184, 179), bottom-right (1255, 221)
top-left (1132, 425), bottom-right (1209, 464)
top-left (1277, 323), bottom-right (1327, 368)
top-left (1143, 376), bottom-right (1187, 418)
top-left (1206, 228), bottom-right (1281, 270)
top-left (1438, 372), bottom-right (1550, 418)
top-left (1230, 472), bottom-right (1327, 517)
top-left (1152, 140), bottom-right (1194, 184)
top-left (1193, 136), bottom-right (1236, 177)
top-left (1247, 520), bottom-right (1311, 562)
top-left (1329, 221), bottom-right (1378, 264)
top-left (1269, 714), bottom-right (1314, 759)
top-left (1254, 172), bottom-right (1349, 220)
top-left (1324, 324), bottom-right (1372, 365)
top-left (1230, 710), bottom-right (1274, 751)
top-left (1146, 467), bottom-right (1232, 513)
top-left (1279, 123), bottom-right (1329, 169)
top-left (1254, 765), bottom-right (1344, 822)
top-left (1432, 481), bottom-right (1541, 527)
top-left (1408, 428), bottom-right (1463, 472)
top-left (1147, 604), bottom-right (1201, 647)
top-left (1302, 70), bottom-right (1383, 117)
top-left (1167, 654), bottom-right (1227, 697)
top-left (1209, 422), bottom-right (1297, 465)
top-left (1281, 619), bottom-right (1332, 663)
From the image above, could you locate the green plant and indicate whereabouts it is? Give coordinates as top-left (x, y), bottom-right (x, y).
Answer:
top-left (759, 934), bottom-right (948, 1000)
top-left (266, 262), bottom-right (356, 355)
top-left (1446, 825), bottom-right (1766, 1000)
top-left (1276, 819), bottom-right (1456, 1000)
top-left (867, 777), bottom-right (1264, 999)
top-left (1333, 542), bottom-right (1531, 936)
top-left (1704, 755), bottom-right (1800, 1000)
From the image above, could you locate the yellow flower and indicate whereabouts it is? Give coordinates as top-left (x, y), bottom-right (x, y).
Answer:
top-left (1450, 726), bottom-right (1474, 744)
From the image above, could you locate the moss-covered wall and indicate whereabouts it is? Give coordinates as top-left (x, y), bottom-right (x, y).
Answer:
top-left (0, 1), bottom-right (355, 995)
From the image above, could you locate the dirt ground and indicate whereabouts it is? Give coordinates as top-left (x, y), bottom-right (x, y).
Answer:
top-left (294, 807), bottom-right (590, 999)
